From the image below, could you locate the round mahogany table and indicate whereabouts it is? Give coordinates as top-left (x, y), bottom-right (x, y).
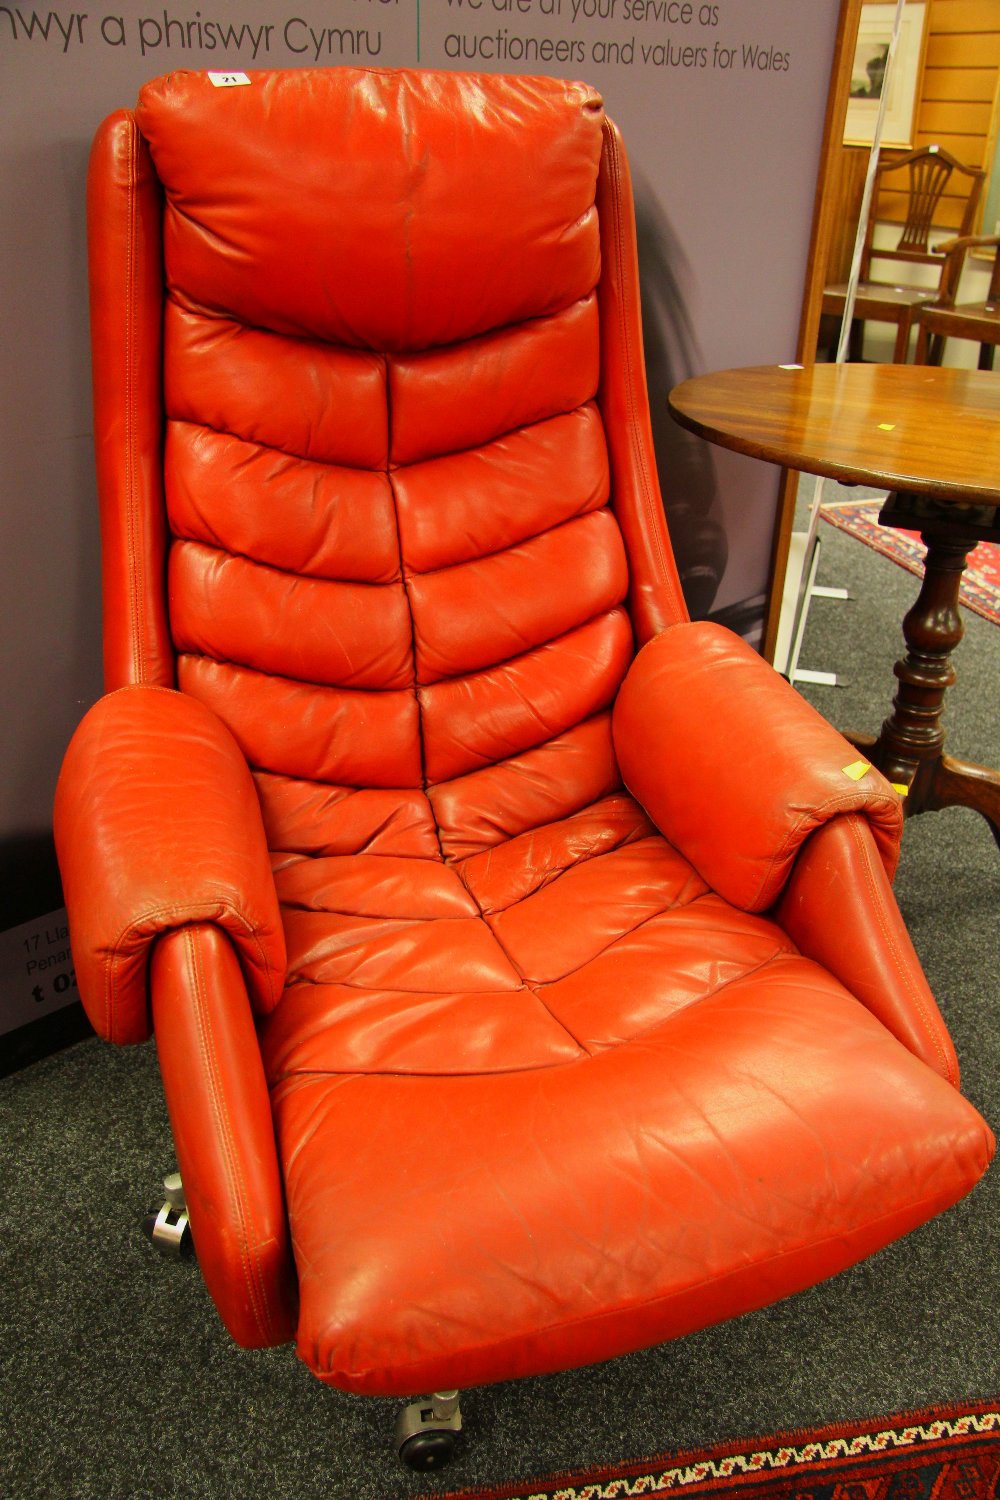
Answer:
top-left (668, 362), bottom-right (1000, 847)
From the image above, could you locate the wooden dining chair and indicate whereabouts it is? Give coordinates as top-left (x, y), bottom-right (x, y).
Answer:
top-left (914, 233), bottom-right (1000, 369)
top-left (821, 145), bottom-right (985, 364)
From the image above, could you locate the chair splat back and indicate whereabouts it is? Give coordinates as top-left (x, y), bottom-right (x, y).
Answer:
top-left (893, 149), bottom-right (955, 255)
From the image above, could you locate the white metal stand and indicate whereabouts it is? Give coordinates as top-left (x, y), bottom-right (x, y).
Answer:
top-left (780, 0), bottom-right (906, 686)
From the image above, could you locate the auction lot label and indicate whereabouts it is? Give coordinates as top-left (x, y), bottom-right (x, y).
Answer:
top-left (0, 909), bottom-right (76, 1037)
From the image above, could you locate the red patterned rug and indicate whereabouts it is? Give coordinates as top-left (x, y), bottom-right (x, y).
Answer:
top-left (820, 498), bottom-right (1000, 627)
top-left (421, 1399), bottom-right (1000, 1500)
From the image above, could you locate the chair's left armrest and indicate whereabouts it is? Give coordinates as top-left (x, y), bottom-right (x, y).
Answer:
top-left (55, 685), bottom-right (286, 1044)
top-left (612, 622), bottom-right (903, 912)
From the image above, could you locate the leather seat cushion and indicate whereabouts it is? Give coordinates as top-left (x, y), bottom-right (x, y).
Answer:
top-left (261, 793), bottom-right (990, 1393)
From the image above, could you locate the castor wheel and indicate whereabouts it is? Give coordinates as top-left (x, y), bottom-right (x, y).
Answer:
top-left (395, 1390), bottom-right (463, 1470)
top-left (398, 1428), bottom-right (457, 1471)
top-left (141, 1171), bottom-right (195, 1260)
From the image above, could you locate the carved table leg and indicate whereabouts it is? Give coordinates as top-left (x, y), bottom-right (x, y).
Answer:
top-left (863, 494), bottom-right (1000, 849)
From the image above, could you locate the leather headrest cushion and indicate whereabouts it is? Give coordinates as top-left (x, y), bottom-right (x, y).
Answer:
top-left (136, 67), bottom-right (604, 351)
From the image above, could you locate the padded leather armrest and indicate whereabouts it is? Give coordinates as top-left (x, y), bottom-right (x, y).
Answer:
top-left (54, 686), bottom-right (286, 1044)
top-left (153, 925), bottom-right (297, 1348)
top-left (612, 622), bottom-right (903, 912)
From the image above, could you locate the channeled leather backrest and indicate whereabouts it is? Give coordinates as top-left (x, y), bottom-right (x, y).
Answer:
top-left (94, 67), bottom-right (686, 861)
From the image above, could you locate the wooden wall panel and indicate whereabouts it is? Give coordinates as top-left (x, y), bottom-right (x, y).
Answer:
top-left (907, 0), bottom-right (1000, 210)
top-left (925, 33), bottom-right (1000, 67)
top-left (923, 67), bottom-right (998, 100)
top-left (927, 0), bottom-right (999, 34)
top-left (920, 100), bottom-right (994, 133)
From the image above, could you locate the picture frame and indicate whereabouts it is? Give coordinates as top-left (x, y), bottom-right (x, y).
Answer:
top-left (844, 2), bottom-right (928, 148)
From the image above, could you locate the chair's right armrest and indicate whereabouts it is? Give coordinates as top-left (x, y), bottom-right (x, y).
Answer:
top-left (774, 814), bottom-right (960, 1086)
top-left (928, 232), bottom-right (1000, 304)
top-left (55, 686), bottom-right (286, 1044)
top-left (612, 622), bottom-right (903, 913)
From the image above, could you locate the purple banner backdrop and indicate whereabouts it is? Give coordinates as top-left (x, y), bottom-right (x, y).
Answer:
top-left (0, 0), bottom-right (838, 888)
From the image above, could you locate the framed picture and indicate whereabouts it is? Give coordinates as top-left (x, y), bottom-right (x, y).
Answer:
top-left (844, 2), bottom-right (928, 148)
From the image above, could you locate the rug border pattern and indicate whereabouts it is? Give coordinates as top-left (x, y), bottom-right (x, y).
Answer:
top-left (425, 1400), bottom-right (1000, 1500)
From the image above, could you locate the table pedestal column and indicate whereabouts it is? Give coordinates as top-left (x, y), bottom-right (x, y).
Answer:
top-left (853, 492), bottom-right (1000, 848)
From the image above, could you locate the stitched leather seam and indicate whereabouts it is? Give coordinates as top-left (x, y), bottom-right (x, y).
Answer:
top-left (505, 876), bottom-right (711, 988)
top-left (167, 281), bottom-right (592, 350)
top-left (513, 824), bottom-right (678, 893)
top-left (844, 814), bottom-right (955, 1084)
top-left (186, 927), bottom-right (273, 1342)
top-left (382, 354), bottom-right (441, 857)
top-left (526, 895), bottom-right (790, 1014)
top-left (443, 908), bottom-right (584, 1049)
top-left (176, 652), bottom-right (418, 714)
top-left (602, 120), bottom-right (685, 623)
top-left (167, 355), bottom-right (596, 474)
top-left (173, 645), bottom-right (412, 696)
top-left (124, 119), bottom-right (145, 685)
top-left (177, 602), bottom-right (626, 697)
top-left (278, 903), bottom-right (476, 926)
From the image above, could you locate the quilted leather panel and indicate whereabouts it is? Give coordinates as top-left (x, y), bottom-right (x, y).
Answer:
top-left (177, 659), bottom-right (423, 788)
top-left (254, 774), bottom-right (439, 860)
top-left (165, 304), bottom-right (389, 467)
top-left (538, 901), bottom-right (795, 1049)
top-left (136, 69), bottom-right (604, 351)
top-left (170, 544), bottom-right (412, 690)
top-left (388, 297), bottom-right (601, 465)
top-left (262, 984), bottom-right (585, 1077)
top-left (264, 811), bottom-right (776, 1079)
top-left (431, 716), bottom-right (623, 862)
top-left (167, 426), bottom-right (398, 583)
top-left (392, 405), bottom-right (609, 575)
top-left (280, 904), bottom-right (519, 994)
top-left (276, 854), bottom-right (478, 921)
top-left (458, 787), bottom-right (651, 908)
top-left (419, 610), bottom-right (632, 785)
top-left (408, 512), bottom-right (629, 686)
top-left (261, 800), bottom-right (801, 1083)
top-left (487, 836), bottom-right (708, 985)
top-left (151, 69), bottom-right (625, 846)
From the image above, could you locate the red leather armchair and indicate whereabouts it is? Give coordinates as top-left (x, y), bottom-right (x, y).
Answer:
top-left (55, 67), bottom-right (993, 1470)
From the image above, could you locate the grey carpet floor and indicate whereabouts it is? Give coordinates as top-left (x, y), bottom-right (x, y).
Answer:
top-left (2, 497), bottom-right (997, 1499)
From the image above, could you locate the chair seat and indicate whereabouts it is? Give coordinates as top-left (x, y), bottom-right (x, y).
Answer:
top-left (822, 280), bottom-right (940, 314)
top-left (918, 300), bottom-right (1000, 340)
top-left (261, 792), bottom-right (989, 1394)
top-left (821, 282), bottom-right (942, 363)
